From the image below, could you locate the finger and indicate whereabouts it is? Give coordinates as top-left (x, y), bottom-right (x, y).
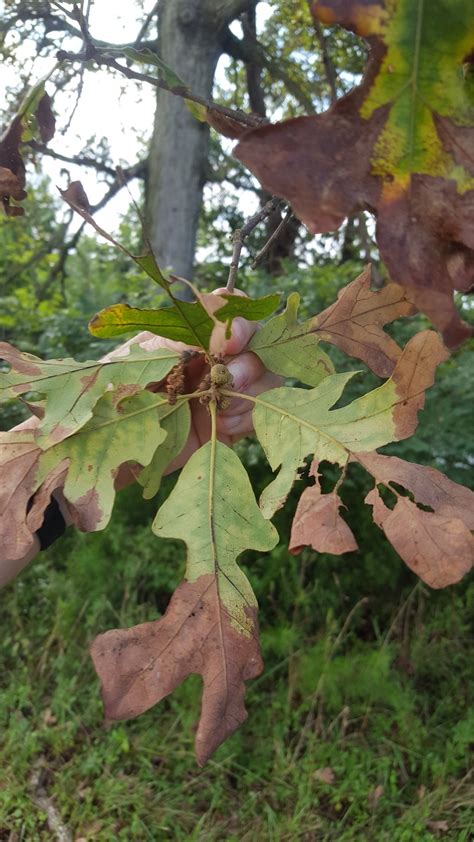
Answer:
top-left (216, 371), bottom-right (282, 437)
top-left (210, 287), bottom-right (258, 356)
top-left (227, 351), bottom-right (266, 392)
top-left (222, 317), bottom-right (257, 356)
top-left (100, 331), bottom-right (192, 363)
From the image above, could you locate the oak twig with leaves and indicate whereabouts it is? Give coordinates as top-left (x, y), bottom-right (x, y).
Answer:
top-left (2, 225), bottom-right (473, 762)
top-left (1, 0), bottom-right (473, 765)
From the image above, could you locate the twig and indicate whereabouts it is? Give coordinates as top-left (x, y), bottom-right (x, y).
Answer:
top-left (56, 46), bottom-right (264, 130)
top-left (307, 0), bottom-right (338, 104)
top-left (251, 208), bottom-right (294, 268)
top-left (133, 0), bottom-right (160, 48)
top-left (28, 140), bottom-right (121, 177)
top-left (226, 197), bottom-right (282, 291)
top-left (60, 62), bottom-right (85, 133)
top-left (29, 763), bottom-right (72, 842)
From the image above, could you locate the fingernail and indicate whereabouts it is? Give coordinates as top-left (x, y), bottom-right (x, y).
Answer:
top-left (227, 359), bottom-right (247, 391)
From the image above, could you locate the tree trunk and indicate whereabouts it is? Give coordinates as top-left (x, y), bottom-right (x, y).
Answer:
top-left (146, 0), bottom-right (252, 286)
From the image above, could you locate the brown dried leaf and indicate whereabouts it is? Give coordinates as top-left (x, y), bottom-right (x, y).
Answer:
top-left (368, 784), bottom-right (385, 810)
top-left (290, 462), bottom-right (358, 555)
top-left (426, 821), bottom-right (449, 835)
top-left (312, 266), bottom-right (416, 377)
top-left (365, 487), bottom-right (474, 588)
top-left (312, 767), bottom-right (336, 784)
top-left (90, 574), bottom-right (263, 766)
top-left (0, 89), bottom-right (55, 215)
top-left (356, 452), bottom-right (474, 531)
top-left (0, 436), bottom-right (43, 561)
top-left (235, 1), bottom-right (474, 346)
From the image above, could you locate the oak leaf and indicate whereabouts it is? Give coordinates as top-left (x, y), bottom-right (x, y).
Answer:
top-left (0, 341), bottom-right (181, 445)
top-left (357, 451), bottom-right (474, 587)
top-left (0, 83), bottom-right (55, 216)
top-left (289, 461), bottom-right (358, 555)
top-left (91, 439), bottom-right (278, 764)
top-left (312, 266), bottom-right (416, 377)
top-left (235, 0), bottom-right (474, 347)
top-left (250, 267), bottom-right (416, 381)
top-left (253, 330), bottom-right (447, 517)
top-left (0, 391), bottom-right (187, 563)
top-left (365, 488), bottom-right (473, 588)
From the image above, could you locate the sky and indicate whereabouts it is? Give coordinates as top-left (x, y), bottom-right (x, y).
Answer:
top-left (2, 1), bottom-right (273, 231)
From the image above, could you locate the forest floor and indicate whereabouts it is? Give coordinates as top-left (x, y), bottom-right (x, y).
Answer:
top-left (1, 481), bottom-right (473, 842)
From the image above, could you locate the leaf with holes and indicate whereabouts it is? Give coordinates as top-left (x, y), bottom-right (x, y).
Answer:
top-left (289, 460), bottom-right (358, 555)
top-left (357, 451), bottom-right (474, 587)
top-left (235, 0), bottom-right (474, 347)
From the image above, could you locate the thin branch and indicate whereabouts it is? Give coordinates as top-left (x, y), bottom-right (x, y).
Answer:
top-left (90, 160), bottom-right (146, 214)
top-left (307, 1), bottom-right (338, 104)
top-left (223, 28), bottom-right (316, 114)
top-left (226, 197), bottom-right (283, 292)
top-left (251, 208), bottom-right (295, 268)
top-left (28, 140), bottom-right (141, 179)
top-left (55, 46), bottom-right (265, 129)
top-left (133, 0), bottom-right (160, 48)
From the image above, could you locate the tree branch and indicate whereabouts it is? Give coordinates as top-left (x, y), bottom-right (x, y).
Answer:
top-left (306, 1), bottom-right (338, 104)
top-left (223, 29), bottom-right (316, 114)
top-left (28, 141), bottom-right (135, 179)
top-left (226, 197), bottom-right (283, 291)
top-left (55, 45), bottom-right (264, 129)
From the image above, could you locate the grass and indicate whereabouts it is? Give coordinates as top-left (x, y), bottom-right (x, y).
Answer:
top-left (1, 479), bottom-right (473, 841)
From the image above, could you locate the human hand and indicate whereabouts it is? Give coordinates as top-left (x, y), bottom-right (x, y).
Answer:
top-left (105, 288), bottom-right (282, 480)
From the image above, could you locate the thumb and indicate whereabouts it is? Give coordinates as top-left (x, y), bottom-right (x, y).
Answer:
top-left (210, 287), bottom-right (257, 356)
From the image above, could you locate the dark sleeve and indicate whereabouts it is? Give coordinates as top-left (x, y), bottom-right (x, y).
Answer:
top-left (34, 497), bottom-right (67, 551)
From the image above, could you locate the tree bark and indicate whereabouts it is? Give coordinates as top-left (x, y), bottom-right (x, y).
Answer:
top-left (146, 0), bottom-right (252, 285)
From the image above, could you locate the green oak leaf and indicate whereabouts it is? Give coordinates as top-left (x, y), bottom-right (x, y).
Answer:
top-left (90, 429), bottom-right (278, 766)
top-left (0, 341), bottom-right (181, 445)
top-left (252, 331), bottom-right (447, 517)
top-left (214, 292), bottom-right (281, 337)
top-left (153, 438), bottom-right (278, 628)
top-left (89, 302), bottom-right (215, 346)
top-left (35, 391), bottom-right (182, 532)
top-left (249, 292), bottom-right (335, 386)
top-left (139, 401), bottom-right (191, 499)
top-left (90, 434), bottom-right (279, 763)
